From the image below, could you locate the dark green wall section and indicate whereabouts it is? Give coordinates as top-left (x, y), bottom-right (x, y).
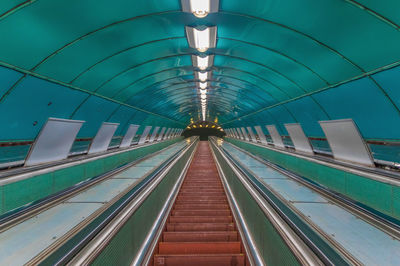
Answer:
top-left (226, 138), bottom-right (400, 221)
top-left (0, 138), bottom-right (182, 215)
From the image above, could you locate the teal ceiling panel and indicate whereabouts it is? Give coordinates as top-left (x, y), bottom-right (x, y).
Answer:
top-left (372, 65), bottom-right (400, 108)
top-left (313, 77), bottom-right (400, 139)
top-left (355, 0), bottom-right (400, 26)
top-left (71, 96), bottom-right (120, 138)
top-left (0, 76), bottom-right (87, 140)
top-left (0, 65), bottom-right (23, 97)
top-left (284, 97), bottom-right (330, 137)
top-left (0, 0), bottom-right (400, 141)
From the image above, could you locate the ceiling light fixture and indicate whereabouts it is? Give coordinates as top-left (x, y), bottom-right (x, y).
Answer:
top-left (201, 94), bottom-right (207, 100)
top-left (199, 82), bottom-right (208, 89)
top-left (181, 0), bottom-right (219, 18)
top-left (196, 71), bottom-right (209, 82)
top-left (192, 55), bottom-right (214, 71)
top-left (186, 26), bottom-right (217, 52)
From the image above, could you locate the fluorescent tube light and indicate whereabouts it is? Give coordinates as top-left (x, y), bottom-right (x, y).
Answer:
top-left (198, 72), bottom-right (208, 82)
top-left (192, 55), bottom-right (214, 71)
top-left (199, 82), bottom-right (208, 89)
top-left (186, 26), bottom-right (217, 52)
top-left (181, 0), bottom-right (219, 18)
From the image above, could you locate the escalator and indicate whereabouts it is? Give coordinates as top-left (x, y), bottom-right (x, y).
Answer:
top-left (153, 141), bottom-right (248, 265)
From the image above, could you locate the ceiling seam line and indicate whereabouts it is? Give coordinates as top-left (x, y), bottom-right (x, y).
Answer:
top-left (220, 59), bottom-right (400, 125)
top-left (222, 11), bottom-right (366, 73)
top-left (0, 0), bottom-right (37, 21)
top-left (343, 0), bottom-right (400, 30)
top-left (69, 36), bottom-right (329, 87)
top-left (219, 37), bottom-right (329, 85)
top-left (0, 60), bottom-right (184, 124)
top-left (95, 53), bottom-right (192, 94)
top-left (70, 36), bottom-right (185, 84)
top-left (126, 76), bottom-right (279, 107)
top-left (112, 65), bottom-right (292, 101)
top-left (367, 76), bottom-right (400, 116)
top-left (107, 52), bottom-right (307, 96)
top-left (111, 53), bottom-right (306, 99)
top-left (0, 11), bottom-right (182, 105)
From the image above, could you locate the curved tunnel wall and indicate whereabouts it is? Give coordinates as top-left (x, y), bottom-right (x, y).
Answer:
top-left (0, 66), bottom-right (183, 141)
top-left (0, 1), bottom-right (400, 141)
top-left (222, 65), bottom-right (400, 141)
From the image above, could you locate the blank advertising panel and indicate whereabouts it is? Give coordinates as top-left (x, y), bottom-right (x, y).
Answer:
top-left (25, 118), bottom-right (84, 166)
top-left (149, 126), bottom-right (160, 143)
top-left (246, 127), bottom-right (257, 142)
top-left (138, 126), bottom-right (152, 145)
top-left (319, 119), bottom-right (374, 167)
top-left (236, 128), bottom-right (244, 139)
top-left (88, 122), bottom-right (119, 154)
top-left (285, 123), bottom-right (314, 155)
top-left (164, 128), bottom-right (172, 140)
top-left (119, 124), bottom-right (140, 148)
top-left (157, 127), bottom-right (166, 141)
top-left (240, 127), bottom-right (249, 141)
top-left (254, 126), bottom-right (267, 144)
top-left (266, 125), bottom-right (285, 148)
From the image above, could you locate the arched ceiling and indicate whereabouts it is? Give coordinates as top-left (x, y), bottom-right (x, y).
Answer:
top-left (0, 0), bottom-right (400, 137)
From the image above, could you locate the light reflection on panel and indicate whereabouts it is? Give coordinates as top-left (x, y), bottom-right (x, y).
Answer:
top-left (319, 119), bottom-right (374, 167)
top-left (25, 118), bottom-right (84, 166)
top-left (246, 126), bottom-right (257, 142)
top-left (236, 128), bottom-right (244, 140)
top-left (233, 128), bottom-right (240, 139)
top-left (138, 126), bottom-right (152, 145)
top-left (119, 124), bottom-right (140, 148)
top-left (149, 126), bottom-right (160, 143)
top-left (164, 128), bottom-right (172, 140)
top-left (266, 125), bottom-right (285, 148)
top-left (88, 122), bottom-right (119, 154)
top-left (240, 127), bottom-right (249, 141)
top-left (254, 126), bottom-right (267, 144)
top-left (285, 123), bottom-right (314, 155)
top-left (157, 127), bottom-right (166, 141)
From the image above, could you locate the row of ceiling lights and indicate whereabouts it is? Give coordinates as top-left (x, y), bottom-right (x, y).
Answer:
top-left (181, 0), bottom-right (219, 121)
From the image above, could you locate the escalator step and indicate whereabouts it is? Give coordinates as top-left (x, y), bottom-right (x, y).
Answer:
top-left (158, 242), bottom-right (241, 254)
top-left (163, 231), bottom-right (238, 242)
top-left (154, 254), bottom-right (245, 266)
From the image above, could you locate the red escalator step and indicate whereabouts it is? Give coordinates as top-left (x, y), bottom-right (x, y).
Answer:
top-left (154, 254), bottom-right (245, 266)
top-left (173, 204), bottom-right (229, 210)
top-left (166, 223), bottom-right (235, 232)
top-left (176, 196), bottom-right (227, 201)
top-left (169, 216), bottom-right (233, 223)
top-left (158, 242), bottom-right (241, 254)
top-left (171, 210), bottom-right (231, 216)
top-left (163, 231), bottom-right (238, 242)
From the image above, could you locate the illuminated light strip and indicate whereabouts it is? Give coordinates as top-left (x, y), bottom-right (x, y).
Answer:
top-left (192, 55), bottom-right (214, 71)
top-left (181, 0), bottom-right (219, 18)
top-left (185, 26), bottom-right (217, 52)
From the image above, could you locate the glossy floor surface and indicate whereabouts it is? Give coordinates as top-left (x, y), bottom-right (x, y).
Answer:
top-left (153, 141), bottom-right (247, 265)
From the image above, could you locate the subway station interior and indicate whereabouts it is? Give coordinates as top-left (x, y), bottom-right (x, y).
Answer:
top-left (1, 0), bottom-right (400, 265)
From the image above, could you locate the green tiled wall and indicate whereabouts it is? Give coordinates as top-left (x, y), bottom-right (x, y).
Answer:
top-left (0, 138), bottom-right (183, 215)
top-left (226, 138), bottom-right (400, 220)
